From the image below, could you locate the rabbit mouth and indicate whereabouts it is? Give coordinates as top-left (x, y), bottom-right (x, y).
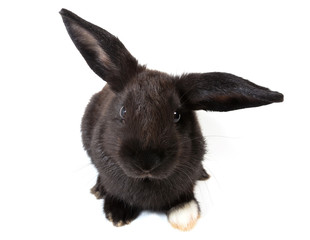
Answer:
top-left (123, 169), bottom-right (157, 180)
top-left (134, 163), bottom-right (171, 179)
top-left (119, 160), bottom-right (174, 180)
top-left (119, 143), bottom-right (175, 179)
top-left (136, 172), bottom-right (154, 179)
top-left (129, 163), bottom-right (161, 179)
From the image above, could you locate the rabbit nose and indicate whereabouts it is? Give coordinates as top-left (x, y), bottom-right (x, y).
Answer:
top-left (138, 151), bottom-right (162, 172)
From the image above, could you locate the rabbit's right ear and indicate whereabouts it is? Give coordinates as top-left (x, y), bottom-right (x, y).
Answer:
top-left (177, 72), bottom-right (284, 111)
top-left (60, 9), bottom-right (140, 92)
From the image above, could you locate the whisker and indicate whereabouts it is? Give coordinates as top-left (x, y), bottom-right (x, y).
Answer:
top-left (205, 135), bottom-right (239, 139)
top-left (173, 167), bottom-right (194, 186)
top-left (73, 163), bottom-right (93, 173)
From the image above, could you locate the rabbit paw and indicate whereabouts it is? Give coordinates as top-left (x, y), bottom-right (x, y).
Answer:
top-left (90, 176), bottom-right (106, 199)
top-left (167, 200), bottom-right (200, 231)
top-left (104, 195), bottom-right (141, 227)
top-left (199, 168), bottom-right (210, 181)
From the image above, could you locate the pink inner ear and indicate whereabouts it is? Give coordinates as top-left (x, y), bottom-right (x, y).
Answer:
top-left (212, 95), bottom-right (233, 102)
top-left (211, 94), bottom-right (251, 103)
top-left (70, 23), bottom-right (116, 71)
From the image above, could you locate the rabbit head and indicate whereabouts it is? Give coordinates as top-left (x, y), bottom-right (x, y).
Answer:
top-left (60, 9), bottom-right (283, 181)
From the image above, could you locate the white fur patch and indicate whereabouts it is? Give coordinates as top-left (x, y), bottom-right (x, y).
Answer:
top-left (167, 200), bottom-right (200, 231)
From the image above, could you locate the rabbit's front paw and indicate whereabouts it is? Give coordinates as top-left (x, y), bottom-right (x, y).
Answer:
top-left (199, 168), bottom-right (210, 181)
top-left (167, 200), bottom-right (200, 231)
top-left (90, 176), bottom-right (106, 199)
top-left (104, 195), bottom-right (141, 227)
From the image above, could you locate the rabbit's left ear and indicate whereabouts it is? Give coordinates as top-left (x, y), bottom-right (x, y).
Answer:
top-left (177, 72), bottom-right (284, 111)
top-left (60, 9), bottom-right (140, 92)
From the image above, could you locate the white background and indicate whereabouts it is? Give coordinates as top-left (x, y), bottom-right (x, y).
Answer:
top-left (1, 0), bottom-right (309, 239)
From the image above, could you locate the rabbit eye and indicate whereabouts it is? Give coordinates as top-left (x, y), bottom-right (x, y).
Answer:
top-left (173, 111), bottom-right (181, 123)
top-left (120, 106), bottom-right (126, 119)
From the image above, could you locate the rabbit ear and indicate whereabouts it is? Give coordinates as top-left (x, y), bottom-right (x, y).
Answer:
top-left (60, 9), bottom-right (140, 92)
top-left (177, 72), bottom-right (284, 111)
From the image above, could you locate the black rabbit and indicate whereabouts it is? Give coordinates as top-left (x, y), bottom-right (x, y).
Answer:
top-left (60, 9), bottom-right (283, 231)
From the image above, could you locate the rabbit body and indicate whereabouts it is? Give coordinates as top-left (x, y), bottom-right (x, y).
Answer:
top-left (60, 9), bottom-right (283, 230)
top-left (82, 75), bottom-right (205, 211)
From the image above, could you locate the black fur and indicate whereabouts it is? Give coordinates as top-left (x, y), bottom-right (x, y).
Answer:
top-left (60, 9), bottom-right (284, 228)
top-left (178, 73), bottom-right (283, 111)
